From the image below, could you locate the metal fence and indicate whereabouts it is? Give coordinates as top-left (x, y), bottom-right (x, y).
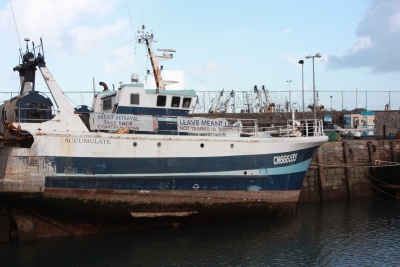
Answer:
top-left (191, 90), bottom-right (399, 113)
top-left (1, 90), bottom-right (399, 114)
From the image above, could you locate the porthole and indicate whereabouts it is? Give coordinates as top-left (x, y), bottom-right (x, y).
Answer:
top-left (200, 143), bottom-right (204, 148)
top-left (244, 171), bottom-right (247, 175)
top-left (230, 144), bottom-right (234, 148)
top-left (157, 142), bottom-right (161, 147)
top-left (133, 142), bottom-right (137, 147)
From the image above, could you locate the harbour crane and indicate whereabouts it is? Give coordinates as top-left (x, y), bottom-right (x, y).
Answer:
top-left (220, 90), bottom-right (234, 113)
top-left (209, 89), bottom-right (224, 113)
top-left (191, 95), bottom-right (199, 114)
top-left (254, 85), bottom-right (263, 113)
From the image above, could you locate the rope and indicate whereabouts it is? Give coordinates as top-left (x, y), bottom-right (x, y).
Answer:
top-left (350, 165), bottom-right (400, 202)
top-left (311, 161), bottom-right (400, 205)
top-left (344, 183), bottom-right (400, 206)
top-left (312, 162), bottom-right (399, 186)
top-left (311, 162), bottom-right (400, 168)
top-left (65, 94), bottom-right (78, 107)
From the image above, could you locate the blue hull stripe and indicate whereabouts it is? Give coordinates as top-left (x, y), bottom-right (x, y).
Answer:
top-left (54, 147), bottom-right (317, 175)
top-left (266, 158), bottom-right (312, 175)
top-left (45, 172), bottom-right (307, 191)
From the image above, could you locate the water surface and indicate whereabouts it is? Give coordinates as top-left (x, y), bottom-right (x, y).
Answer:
top-left (1, 198), bottom-right (399, 266)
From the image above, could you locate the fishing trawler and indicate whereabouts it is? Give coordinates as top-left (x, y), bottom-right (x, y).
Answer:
top-left (0, 26), bottom-right (327, 238)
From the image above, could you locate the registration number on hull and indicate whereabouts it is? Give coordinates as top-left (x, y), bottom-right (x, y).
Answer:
top-left (273, 153), bottom-right (298, 165)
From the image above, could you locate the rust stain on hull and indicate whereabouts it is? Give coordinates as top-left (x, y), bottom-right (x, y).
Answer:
top-left (130, 211), bottom-right (198, 218)
top-left (43, 188), bottom-right (301, 205)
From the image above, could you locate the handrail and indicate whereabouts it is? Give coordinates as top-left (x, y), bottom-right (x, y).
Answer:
top-left (157, 117), bottom-right (325, 138)
top-left (14, 107), bottom-right (58, 124)
top-left (287, 119), bottom-right (325, 137)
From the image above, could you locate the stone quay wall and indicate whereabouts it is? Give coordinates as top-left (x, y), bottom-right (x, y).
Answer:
top-left (298, 140), bottom-right (399, 203)
top-left (374, 110), bottom-right (400, 136)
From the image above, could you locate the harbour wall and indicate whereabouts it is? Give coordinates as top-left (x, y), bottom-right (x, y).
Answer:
top-left (299, 139), bottom-right (399, 203)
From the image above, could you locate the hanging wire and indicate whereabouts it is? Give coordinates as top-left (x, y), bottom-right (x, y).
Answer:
top-left (127, 6), bottom-right (146, 84)
top-left (127, 7), bottom-right (138, 41)
top-left (350, 165), bottom-right (400, 204)
top-left (9, 0), bottom-right (22, 51)
top-left (65, 93), bottom-right (78, 107)
top-left (110, 39), bottom-right (136, 53)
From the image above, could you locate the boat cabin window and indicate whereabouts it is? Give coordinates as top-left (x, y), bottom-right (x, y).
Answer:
top-left (131, 94), bottom-right (139, 105)
top-left (157, 95), bottom-right (167, 107)
top-left (182, 97), bottom-right (191, 108)
top-left (103, 98), bottom-right (112, 110)
top-left (171, 96), bottom-right (181, 108)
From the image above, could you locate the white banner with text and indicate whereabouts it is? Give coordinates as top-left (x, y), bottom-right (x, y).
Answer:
top-left (89, 113), bottom-right (158, 132)
top-left (177, 117), bottom-right (242, 134)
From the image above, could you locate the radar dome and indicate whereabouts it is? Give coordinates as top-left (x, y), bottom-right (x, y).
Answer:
top-left (131, 73), bottom-right (139, 83)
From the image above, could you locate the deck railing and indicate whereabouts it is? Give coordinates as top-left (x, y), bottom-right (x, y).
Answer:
top-left (8, 108), bottom-right (325, 138)
top-left (287, 119), bottom-right (325, 137)
top-left (14, 107), bottom-right (58, 123)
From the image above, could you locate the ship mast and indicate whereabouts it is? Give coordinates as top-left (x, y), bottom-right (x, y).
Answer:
top-left (137, 25), bottom-right (177, 90)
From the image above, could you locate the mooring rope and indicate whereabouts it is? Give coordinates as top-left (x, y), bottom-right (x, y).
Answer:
top-left (313, 162), bottom-right (399, 186)
top-left (312, 162), bottom-right (400, 169)
top-left (311, 161), bottom-right (400, 204)
top-left (349, 165), bottom-right (400, 202)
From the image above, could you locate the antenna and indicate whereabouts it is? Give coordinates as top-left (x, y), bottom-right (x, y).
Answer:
top-left (157, 48), bottom-right (177, 53)
top-left (24, 38), bottom-right (30, 52)
top-left (40, 37), bottom-right (45, 58)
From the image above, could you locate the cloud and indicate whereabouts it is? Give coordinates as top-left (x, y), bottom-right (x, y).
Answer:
top-left (0, 0), bottom-right (119, 51)
top-left (283, 53), bottom-right (329, 69)
top-left (143, 70), bottom-right (185, 90)
top-left (68, 19), bottom-right (129, 54)
top-left (348, 36), bottom-right (373, 53)
top-left (388, 12), bottom-right (400, 32)
top-left (162, 70), bottom-right (186, 89)
top-left (283, 54), bottom-right (303, 69)
top-left (327, 0), bottom-right (400, 73)
top-left (189, 61), bottom-right (226, 76)
top-left (103, 45), bottom-right (135, 75)
top-left (282, 29), bottom-right (291, 35)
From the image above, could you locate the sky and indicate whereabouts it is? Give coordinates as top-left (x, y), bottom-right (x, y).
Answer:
top-left (0, 0), bottom-right (399, 112)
